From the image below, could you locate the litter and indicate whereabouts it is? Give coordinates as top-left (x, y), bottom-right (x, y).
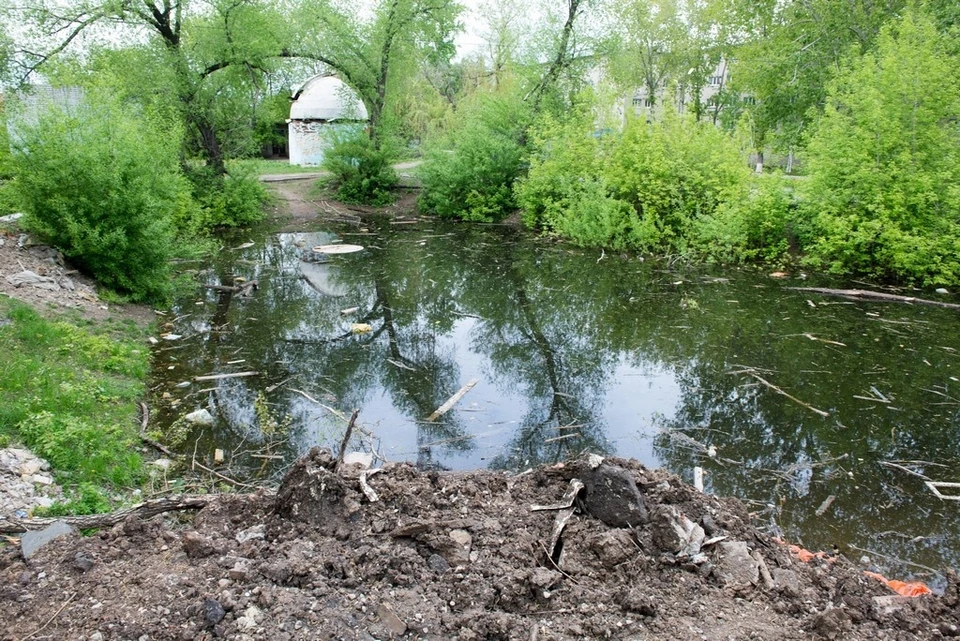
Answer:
top-left (863, 570), bottom-right (932, 597)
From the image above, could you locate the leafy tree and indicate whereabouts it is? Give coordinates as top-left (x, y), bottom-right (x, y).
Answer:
top-left (7, 0), bottom-right (292, 177)
top-left (287, 0), bottom-right (463, 151)
top-left (801, 9), bottom-right (960, 284)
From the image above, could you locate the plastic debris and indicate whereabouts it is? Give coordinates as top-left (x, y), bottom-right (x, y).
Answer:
top-left (863, 570), bottom-right (932, 598)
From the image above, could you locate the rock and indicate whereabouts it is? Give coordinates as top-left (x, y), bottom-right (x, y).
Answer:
top-left (529, 567), bottom-right (561, 590)
top-left (228, 564), bottom-right (248, 581)
top-left (19, 459), bottom-right (43, 477)
top-left (619, 587), bottom-right (658, 616)
top-left (936, 288), bottom-right (949, 295)
top-left (427, 553), bottom-right (450, 573)
top-left (650, 505), bottom-right (705, 557)
top-left (182, 531), bottom-right (216, 559)
top-left (772, 568), bottom-right (800, 596)
top-left (89, 632), bottom-right (104, 641)
top-left (235, 524), bottom-right (265, 544)
top-left (938, 622), bottom-right (960, 637)
top-left (5, 270), bottom-right (59, 290)
top-left (236, 605), bottom-right (263, 631)
top-left (717, 541), bottom-right (760, 589)
top-left (20, 520), bottom-right (75, 559)
top-left (184, 409), bottom-right (215, 426)
top-left (0, 212), bottom-right (23, 223)
top-left (29, 473), bottom-right (54, 485)
top-left (203, 598), bottom-right (226, 627)
top-left (74, 551), bottom-right (96, 572)
top-left (151, 458), bottom-right (174, 471)
top-left (376, 603), bottom-right (407, 637)
top-left (582, 463), bottom-right (649, 527)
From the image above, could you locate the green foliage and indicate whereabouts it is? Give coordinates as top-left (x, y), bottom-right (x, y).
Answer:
top-left (419, 88), bottom-right (530, 221)
top-left (0, 298), bottom-right (148, 495)
top-left (183, 165), bottom-right (268, 230)
top-left (321, 131), bottom-right (398, 205)
top-left (12, 95), bottom-right (186, 303)
top-left (801, 9), bottom-right (960, 284)
top-left (606, 110), bottom-right (749, 253)
top-left (35, 483), bottom-right (112, 517)
top-left (695, 174), bottom-right (795, 263)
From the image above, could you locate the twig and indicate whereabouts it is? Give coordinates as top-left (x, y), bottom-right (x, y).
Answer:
top-left (543, 432), bottom-right (580, 444)
top-left (753, 550), bottom-right (775, 590)
top-left (879, 461), bottom-right (931, 480)
top-left (787, 286), bottom-right (960, 310)
top-left (21, 591), bottom-right (76, 640)
top-left (193, 371), bottom-right (259, 382)
top-left (427, 379), bottom-right (479, 421)
top-left (138, 402), bottom-right (175, 457)
top-left (536, 540), bottom-right (579, 584)
top-left (745, 372), bottom-right (829, 417)
top-left (335, 409), bottom-right (360, 471)
top-left (192, 460), bottom-right (260, 490)
top-left (359, 468), bottom-right (384, 502)
top-left (847, 544), bottom-right (943, 577)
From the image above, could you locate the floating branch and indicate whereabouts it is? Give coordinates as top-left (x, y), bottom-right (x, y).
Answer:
top-left (193, 371), bottom-right (259, 382)
top-left (788, 287), bottom-right (960, 310)
top-left (427, 379), bottom-right (479, 421)
top-left (734, 370), bottom-right (830, 417)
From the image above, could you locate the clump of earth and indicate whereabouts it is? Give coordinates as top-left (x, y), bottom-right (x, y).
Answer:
top-left (2, 451), bottom-right (958, 640)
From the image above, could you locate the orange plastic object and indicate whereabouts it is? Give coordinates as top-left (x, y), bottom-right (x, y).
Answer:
top-left (775, 538), bottom-right (832, 563)
top-left (863, 570), bottom-right (932, 597)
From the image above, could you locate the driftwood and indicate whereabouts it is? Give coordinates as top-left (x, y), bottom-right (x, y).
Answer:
top-left (0, 495), bottom-right (215, 533)
top-left (203, 280), bottom-right (259, 297)
top-left (138, 402), bottom-right (175, 457)
top-left (788, 287), bottom-right (960, 310)
top-left (427, 379), bottom-right (479, 421)
top-left (193, 371), bottom-right (259, 382)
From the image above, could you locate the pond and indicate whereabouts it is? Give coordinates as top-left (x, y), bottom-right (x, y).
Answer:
top-left (149, 216), bottom-right (960, 584)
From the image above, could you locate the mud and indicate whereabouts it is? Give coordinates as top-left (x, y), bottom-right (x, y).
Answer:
top-left (2, 452), bottom-right (958, 640)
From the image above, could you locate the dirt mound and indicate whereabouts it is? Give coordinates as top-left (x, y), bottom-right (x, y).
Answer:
top-left (2, 452), bottom-right (958, 640)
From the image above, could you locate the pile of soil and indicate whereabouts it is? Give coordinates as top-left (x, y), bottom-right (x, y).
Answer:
top-left (2, 451), bottom-right (958, 640)
top-left (0, 223), bottom-right (153, 325)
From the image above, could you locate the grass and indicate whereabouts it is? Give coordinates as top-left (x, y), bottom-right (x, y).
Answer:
top-left (229, 158), bottom-right (326, 176)
top-left (0, 296), bottom-right (151, 512)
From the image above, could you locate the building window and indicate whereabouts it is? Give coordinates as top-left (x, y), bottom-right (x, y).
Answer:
top-left (743, 96), bottom-right (756, 105)
top-left (709, 75), bottom-right (723, 86)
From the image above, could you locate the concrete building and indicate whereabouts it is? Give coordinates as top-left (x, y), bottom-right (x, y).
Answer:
top-left (287, 75), bottom-right (368, 167)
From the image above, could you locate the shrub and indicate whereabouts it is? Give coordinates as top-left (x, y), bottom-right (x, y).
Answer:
top-left (419, 87), bottom-right (530, 222)
top-left (322, 130), bottom-right (397, 206)
top-left (800, 9), bottom-right (960, 284)
top-left (695, 174), bottom-right (796, 264)
top-left (12, 94), bottom-right (186, 302)
top-left (183, 164), bottom-right (268, 230)
top-left (606, 108), bottom-right (749, 254)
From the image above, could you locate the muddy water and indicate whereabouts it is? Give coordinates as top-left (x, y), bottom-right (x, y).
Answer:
top-left (150, 218), bottom-right (960, 581)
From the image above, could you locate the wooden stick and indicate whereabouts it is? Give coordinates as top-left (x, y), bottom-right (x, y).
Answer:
top-left (787, 287), bottom-right (960, 310)
top-left (0, 496), bottom-right (217, 533)
top-left (747, 373), bottom-right (830, 417)
top-left (193, 371), bottom-right (259, 382)
top-left (427, 379), bottom-right (479, 421)
top-left (192, 460), bottom-right (260, 490)
top-left (138, 402), bottom-right (175, 457)
top-left (21, 591), bottom-right (76, 640)
top-left (335, 409), bottom-right (360, 471)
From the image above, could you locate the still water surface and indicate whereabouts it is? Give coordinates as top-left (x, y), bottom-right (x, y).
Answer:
top-left (150, 217), bottom-right (960, 582)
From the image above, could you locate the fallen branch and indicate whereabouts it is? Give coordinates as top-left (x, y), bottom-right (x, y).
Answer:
top-left (335, 409), bottom-right (360, 471)
top-left (193, 371), bottom-right (259, 382)
top-left (191, 460), bottom-right (260, 490)
top-left (427, 379), bottom-right (479, 421)
top-left (787, 287), bottom-right (960, 310)
top-left (138, 402), bottom-right (175, 457)
top-left (0, 496), bottom-right (215, 533)
top-left (745, 372), bottom-right (830, 418)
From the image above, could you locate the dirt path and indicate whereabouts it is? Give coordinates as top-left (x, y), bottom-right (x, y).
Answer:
top-left (1, 452), bottom-right (956, 640)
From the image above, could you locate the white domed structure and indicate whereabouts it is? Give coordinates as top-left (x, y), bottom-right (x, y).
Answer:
top-left (287, 75), bottom-right (368, 166)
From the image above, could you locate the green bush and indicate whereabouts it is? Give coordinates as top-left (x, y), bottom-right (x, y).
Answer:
top-left (516, 114), bottom-right (636, 248)
top-left (800, 9), bottom-right (960, 284)
top-left (321, 131), bottom-right (397, 206)
top-left (695, 174), bottom-right (795, 263)
top-left (606, 108), bottom-right (749, 254)
top-left (183, 164), bottom-right (268, 230)
top-left (12, 95), bottom-right (186, 302)
top-left (419, 87), bottom-right (530, 222)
